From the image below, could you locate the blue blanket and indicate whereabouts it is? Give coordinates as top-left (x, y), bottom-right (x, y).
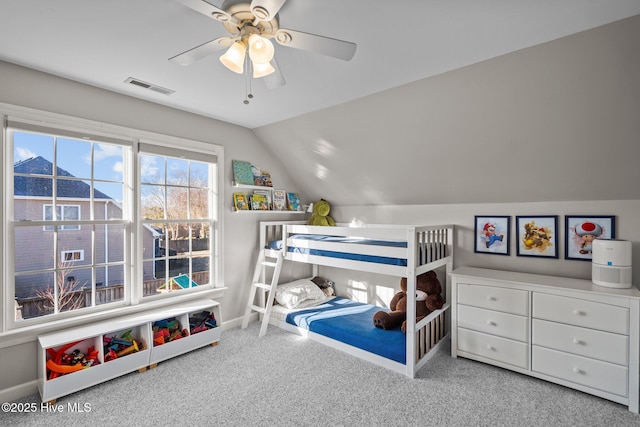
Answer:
top-left (286, 297), bottom-right (406, 364)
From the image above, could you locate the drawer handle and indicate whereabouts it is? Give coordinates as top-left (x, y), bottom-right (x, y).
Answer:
top-left (486, 320), bottom-right (496, 326)
top-left (486, 345), bottom-right (495, 351)
top-left (573, 367), bottom-right (585, 375)
top-left (486, 296), bottom-right (497, 301)
top-left (572, 309), bottom-right (585, 316)
top-left (572, 338), bottom-right (584, 345)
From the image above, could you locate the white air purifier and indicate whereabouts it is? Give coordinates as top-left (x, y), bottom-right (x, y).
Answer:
top-left (592, 239), bottom-right (632, 289)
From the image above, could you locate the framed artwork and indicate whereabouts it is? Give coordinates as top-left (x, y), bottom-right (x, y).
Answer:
top-left (516, 215), bottom-right (558, 258)
top-left (565, 215), bottom-right (616, 261)
top-left (474, 216), bottom-right (510, 255)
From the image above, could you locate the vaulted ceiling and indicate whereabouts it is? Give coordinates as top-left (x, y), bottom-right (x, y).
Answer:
top-left (2, 0), bottom-right (639, 129)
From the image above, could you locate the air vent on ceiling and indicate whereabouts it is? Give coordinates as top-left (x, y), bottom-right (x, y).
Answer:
top-left (124, 77), bottom-right (174, 96)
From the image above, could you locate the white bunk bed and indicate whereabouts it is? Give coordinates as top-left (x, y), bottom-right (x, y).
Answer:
top-left (245, 220), bottom-right (454, 379)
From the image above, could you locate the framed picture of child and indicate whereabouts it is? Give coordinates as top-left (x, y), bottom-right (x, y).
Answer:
top-left (565, 215), bottom-right (616, 261)
top-left (516, 215), bottom-right (558, 258)
top-left (474, 216), bottom-right (510, 256)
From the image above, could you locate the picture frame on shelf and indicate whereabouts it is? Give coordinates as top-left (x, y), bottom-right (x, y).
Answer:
top-left (232, 160), bottom-right (255, 186)
top-left (565, 215), bottom-right (616, 261)
top-left (516, 215), bottom-right (558, 258)
top-left (273, 189), bottom-right (287, 211)
top-left (232, 192), bottom-right (249, 211)
top-left (474, 216), bottom-right (510, 256)
top-left (251, 192), bottom-right (269, 210)
top-left (287, 192), bottom-right (300, 211)
top-left (253, 189), bottom-right (272, 210)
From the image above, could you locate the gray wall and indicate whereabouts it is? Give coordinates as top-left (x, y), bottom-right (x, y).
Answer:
top-left (254, 14), bottom-right (640, 206)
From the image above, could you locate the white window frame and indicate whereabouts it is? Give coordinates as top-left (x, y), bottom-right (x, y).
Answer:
top-left (1, 103), bottom-right (225, 341)
top-left (61, 249), bottom-right (84, 262)
top-left (43, 204), bottom-right (81, 231)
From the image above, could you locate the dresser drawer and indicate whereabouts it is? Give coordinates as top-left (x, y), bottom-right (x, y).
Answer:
top-left (533, 293), bottom-right (628, 334)
top-left (457, 328), bottom-right (528, 369)
top-left (532, 346), bottom-right (628, 397)
top-left (458, 283), bottom-right (528, 316)
top-left (532, 319), bottom-right (628, 366)
top-left (458, 305), bottom-right (528, 342)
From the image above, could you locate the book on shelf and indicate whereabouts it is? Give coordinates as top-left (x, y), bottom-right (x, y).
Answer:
top-left (233, 192), bottom-right (249, 211)
top-left (252, 167), bottom-right (273, 187)
top-left (253, 189), bottom-right (272, 210)
top-left (232, 160), bottom-right (255, 186)
top-left (273, 189), bottom-right (287, 211)
top-left (287, 192), bottom-right (300, 211)
top-left (251, 192), bottom-right (269, 210)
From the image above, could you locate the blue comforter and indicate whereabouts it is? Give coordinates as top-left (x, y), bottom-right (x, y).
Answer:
top-left (286, 297), bottom-right (406, 364)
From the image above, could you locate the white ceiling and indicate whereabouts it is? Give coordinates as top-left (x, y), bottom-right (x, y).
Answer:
top-left (1, 0), bottom-right (639, 129)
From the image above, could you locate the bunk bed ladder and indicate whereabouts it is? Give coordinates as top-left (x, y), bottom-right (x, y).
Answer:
top-left (241, 250), bottom-right (283, 337)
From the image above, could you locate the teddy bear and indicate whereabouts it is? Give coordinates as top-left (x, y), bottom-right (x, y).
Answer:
top-left (307, 199), bottom-right (335, 226)
top-left (372, 271), bottom-right (444, 333)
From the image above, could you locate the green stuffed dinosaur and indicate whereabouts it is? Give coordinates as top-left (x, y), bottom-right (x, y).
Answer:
top-left (307, 199), bottom-right (335, 226)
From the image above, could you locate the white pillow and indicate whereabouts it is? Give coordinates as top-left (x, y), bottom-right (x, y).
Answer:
top-left (275, 279), bottom-right (326, 309)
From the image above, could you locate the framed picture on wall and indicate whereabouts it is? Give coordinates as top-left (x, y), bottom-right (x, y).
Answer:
top-left (474, 216), bottom-right (510, 255)
top-left (565, 215), bottom-right (616, 261)
top-left (516, 215), bottom-right (558, 258)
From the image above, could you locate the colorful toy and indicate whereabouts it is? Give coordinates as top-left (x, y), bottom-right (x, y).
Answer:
top-left (189, 310), bottom-right (217, 334)
top-left (152, 317), bottom-right (188, 346)
top-left (46, 340), bottom-right (101, 380)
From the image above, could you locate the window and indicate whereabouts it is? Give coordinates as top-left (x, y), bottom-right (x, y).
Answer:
top-left (2, 105), bottom-right (223, 332)
top-left (61, 250), bottom-right (84, 261)
top-left (138, 144), bottom-right (218, 297)
top-left (44, 205), bottom-right (80, 231)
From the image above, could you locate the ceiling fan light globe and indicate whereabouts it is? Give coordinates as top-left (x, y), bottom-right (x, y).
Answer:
top-left (220, 42), bottom-right (246, 74)
top-left (252, 61), bottom-right (275, 78)
top-left (248, 34), bottom-right (275, 64)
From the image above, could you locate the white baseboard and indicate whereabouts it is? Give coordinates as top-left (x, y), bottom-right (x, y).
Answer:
top-left (221, 313), bottom-right (258, 330)
top-left (0, 380), bottom-right (38, 403)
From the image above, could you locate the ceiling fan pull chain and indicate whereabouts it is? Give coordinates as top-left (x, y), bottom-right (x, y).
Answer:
top-left (244, 55), bottom-right (254, 104)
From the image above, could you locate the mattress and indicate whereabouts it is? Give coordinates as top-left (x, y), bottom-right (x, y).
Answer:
top-left (283, 297), bottom-right (406, 364)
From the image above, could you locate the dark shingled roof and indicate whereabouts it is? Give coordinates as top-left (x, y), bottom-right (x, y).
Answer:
top-left (14, 156), bottom-right (111, 199)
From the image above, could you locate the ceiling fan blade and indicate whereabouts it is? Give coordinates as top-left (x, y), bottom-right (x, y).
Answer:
top-left (176, 0), bottom-right (241, 26)
top-left (263, 58), bottom-right (286, 89)
top-left (169, 37), bottom-right (234, 66)
top-left (250, 0), bottom-right (287, 22)
top-left (274, 29), bottom-right (356, 61)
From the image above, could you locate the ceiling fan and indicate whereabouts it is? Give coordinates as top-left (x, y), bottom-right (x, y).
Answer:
top-left (169, 0), bottom-right (357, 90)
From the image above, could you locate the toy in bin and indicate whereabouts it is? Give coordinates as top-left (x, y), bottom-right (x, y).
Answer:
top-left (152, 317), bottom-right (188, 346)
top-left (45, 340), bottom-right (101, 380)
top-left (103, 329), bottom-right (144, 362)
top-left (189, 310), bottom-right (217, 334)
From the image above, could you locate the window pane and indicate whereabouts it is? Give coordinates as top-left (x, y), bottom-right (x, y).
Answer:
top-left (93, 143), bottom-right (124, 182)
top-left (140, 154), bottom-right (164, 184)
top-left (189, 188), bottom-right (209, 219)
top-left (95, 184), bottom-right (123, 219)
top-left (190, 161), bottom-right (209, 188)
top-left (14, 181), bottom-right (53, 221)
top-left (15, 272), bottom-right (56, 319)
top-left (56, 267), bottom-right (92, 313)
top-left (95, 224), bottom-right (125, 264)
top-left (141, 185), bottom-right (165, 219)
top-left (95, 265), bottom-right (125, 306)
top-left (57, 138), bottom-right (91, 179)
top-left (166, 187), bottom-right (188, 219)
top-left (14, 226), bottom-right (55, 272)
top-left (13, 132), bottom-right (54, 170)
top-left (167, 158), bottom-right (188, 185)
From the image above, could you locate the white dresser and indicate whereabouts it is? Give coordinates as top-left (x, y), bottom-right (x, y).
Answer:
top-left (451, 267), bottom-right (640, 412)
